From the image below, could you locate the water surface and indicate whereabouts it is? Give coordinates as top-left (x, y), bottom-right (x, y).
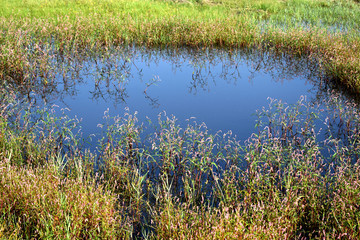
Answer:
top-left (11, 47), bottom-right (342, 146)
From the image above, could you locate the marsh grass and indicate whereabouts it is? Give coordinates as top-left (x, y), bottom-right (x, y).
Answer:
top-left (1, 86), bottom-right (360, 238)
top-left (1, 0), bottom-right (360, 238)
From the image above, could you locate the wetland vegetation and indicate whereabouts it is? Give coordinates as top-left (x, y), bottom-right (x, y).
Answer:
top-left (1, 0), bottom-right (360, 239)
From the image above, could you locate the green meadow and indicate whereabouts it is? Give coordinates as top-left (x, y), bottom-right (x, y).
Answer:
top-left (1, 0), bottom-right (360, 239)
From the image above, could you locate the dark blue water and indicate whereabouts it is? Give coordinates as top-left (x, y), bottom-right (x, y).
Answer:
top-left (21, 47), bottom-right (332, 146)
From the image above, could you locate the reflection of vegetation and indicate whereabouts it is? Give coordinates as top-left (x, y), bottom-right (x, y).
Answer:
top-left (144, 75), bottom-right (161, 108)
top-left (3, 46), bottom-right (355, 109)
top-left (1, 88), bottom-right (360, 238)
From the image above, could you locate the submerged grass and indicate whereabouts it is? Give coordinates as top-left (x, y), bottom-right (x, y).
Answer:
top-left (1, 85), bottom-right (360, 238)
top-left (0, 0), bottom-right (359, 91)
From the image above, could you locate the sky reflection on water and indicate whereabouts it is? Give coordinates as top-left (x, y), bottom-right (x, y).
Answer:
top-left (12, 47), bottom-right (340, 146)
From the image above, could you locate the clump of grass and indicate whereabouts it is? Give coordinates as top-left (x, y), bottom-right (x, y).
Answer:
top-left (0, 159), bottom-right (131, 239)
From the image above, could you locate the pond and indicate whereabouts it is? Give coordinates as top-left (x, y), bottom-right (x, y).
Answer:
top-left (9, 46), bottom-right (349, 148)
top-left (4, 45), bottom-right (360, 239)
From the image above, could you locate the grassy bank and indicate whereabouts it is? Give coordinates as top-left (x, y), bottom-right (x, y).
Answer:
top-left (1, 86), bottom-right (360, 238)
top-left (0, 0), bottom-right (360, 91)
